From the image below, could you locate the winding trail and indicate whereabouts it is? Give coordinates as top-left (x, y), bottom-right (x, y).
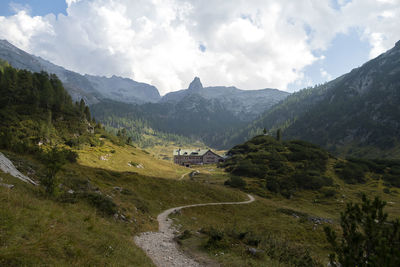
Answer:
top-left (134, 194), bottom-right (255, 267)
top-left (178, 171), bottom-right (192, 181)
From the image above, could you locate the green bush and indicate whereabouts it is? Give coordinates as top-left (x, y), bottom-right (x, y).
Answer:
top-left (177, 230), bottom-right (192, 240)
top-left (224, 176), bottom-right (246, 188)
top-left (82, 193), bottom-right (117, 216)
top-left (204, 228), bottom-right (229, 250)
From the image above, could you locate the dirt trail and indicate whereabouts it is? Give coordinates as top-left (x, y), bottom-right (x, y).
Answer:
top-left (134, 194), bottom-right (255, 267)
top-left (178, 171), bottom-right (192, 180)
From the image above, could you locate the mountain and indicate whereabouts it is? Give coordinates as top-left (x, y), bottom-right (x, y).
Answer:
top-left (228, 40), bottom-right (400, 158)
top-left (161, 77), bottom-right (290, 121)
top-left (91, 77), bottom-right (290, 148)
top-left (85, 74), bottom-right (160, 104)
top-left (0, 39), bottom-right (160, 104)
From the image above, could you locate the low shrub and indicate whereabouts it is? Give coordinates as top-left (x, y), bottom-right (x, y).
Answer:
top-left (82, 193), bottom-right (117, 216)
top-left (204, 228), bottom-right (229, 250)
top-left (224, 176), bottom-right (246, 188)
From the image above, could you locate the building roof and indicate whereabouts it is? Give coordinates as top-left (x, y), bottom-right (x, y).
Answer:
top-left (173, 148), bottom-right (210, 156)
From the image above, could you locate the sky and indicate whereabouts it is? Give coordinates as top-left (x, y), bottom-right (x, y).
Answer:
top-left (0, 0), bottom-right (399, 95)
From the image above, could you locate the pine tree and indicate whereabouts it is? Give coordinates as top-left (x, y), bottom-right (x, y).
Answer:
top-left (324, 195), bottom-right (400, 266)
top-left (276, 129), bottom-right (282, 141)
top-left (84, 106), bottom-right (91, 121)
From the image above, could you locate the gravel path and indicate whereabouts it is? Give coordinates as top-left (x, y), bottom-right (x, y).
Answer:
top-left (178, 171), bottom-right (192, 181)
top-left (134, 194), bottom-right (255, 267)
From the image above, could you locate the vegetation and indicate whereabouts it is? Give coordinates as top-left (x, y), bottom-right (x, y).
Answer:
top-left (90, 98), bottom-right (245, 150)
top-left (324, 195), bottom-right (400, 266)
top-left (335, 158), bottom-right (400, 187)
top-left (223, 135), bottom-right (332, 197)
top-left (223, 43), bottom-right (400, 158)
top-left (0, 64), bottom-right (97, 155)
top-left (0, 151), bottom-right (245, 266)
top-left (171, 163), bottom-right (400, 266)
top-left (40, 147), bottom-right (77, 195)
top-left (0, 64), bottom-right (244, 264)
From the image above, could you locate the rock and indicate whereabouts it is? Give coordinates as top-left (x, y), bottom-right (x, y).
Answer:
top-left (100, 155), bottom-right (108, 161)
top-left (0, 183), bottom-right (14, 189)
top-left (248, 247), bottom-right (262, 256)
top-left (172, 209), bottom-right (181, 215)
top-left (0, 152), bottom-right (37, 185)
top-left (67, 189), bottom-right (74, 194)
top-left (136, 163), bottom-right (144, 169)
top-left (113, 186), bottom-right (123, 191)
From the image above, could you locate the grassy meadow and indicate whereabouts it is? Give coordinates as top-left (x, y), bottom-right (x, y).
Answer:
top-left (0, 148), bottom-right (246, 266)
top-left (170, 162), bottom-right (400, 266)
top-left (77, 138), bottom-right (189, 179)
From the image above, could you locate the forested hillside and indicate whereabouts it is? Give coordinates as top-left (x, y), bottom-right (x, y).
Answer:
top-left (90, 98), bottom-right (244, 149)
top-left (225, 41), bottom-right (400, 158)
top-left (0, 61), bottom-right (98, 154)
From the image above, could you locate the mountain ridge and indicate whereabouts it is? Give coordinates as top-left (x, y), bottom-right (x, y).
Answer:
top-left (226, 40), bottom-right (400, 158)
top-left (0, 39), bottom-right (160, 105)
top-left (161, 77), bottom-right (290, 121)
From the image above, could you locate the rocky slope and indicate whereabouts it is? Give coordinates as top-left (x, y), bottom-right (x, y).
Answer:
top-left (161, 77), bottom-right (290, 121)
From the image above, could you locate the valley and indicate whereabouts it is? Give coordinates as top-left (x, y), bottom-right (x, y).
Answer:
top-left (1, 36), bottom-right (400, 267)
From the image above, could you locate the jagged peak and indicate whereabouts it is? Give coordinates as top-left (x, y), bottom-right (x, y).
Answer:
top-left (188, 77), bottom-right (203, 91)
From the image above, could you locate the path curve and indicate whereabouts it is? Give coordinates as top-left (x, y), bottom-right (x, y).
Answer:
top-left (134, 194), bottom-right (255, 267)
top-left (178, 171), bottom-right (192, 180)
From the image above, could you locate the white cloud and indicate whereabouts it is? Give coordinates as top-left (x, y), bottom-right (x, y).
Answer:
top-left (320, 68), bottom-right (332, 81)
top-left (9, 2), bottom-right (31, 13)
top-left (0, 0), bottom-right (399, 94)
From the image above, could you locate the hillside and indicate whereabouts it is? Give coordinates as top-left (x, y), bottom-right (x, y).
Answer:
top-left (1, 61), bottom-right (399, 267)
top-left (227, 40), bottom-right (400, 158)
top-left (223, 135), bottom-right (400, 197)
top-left (91, 97), bottom-right (245, 149)
top-left (0, 61), bottom-right (97, 153)
top-left (0, 63), bottom-right (246, 265)
top-left (0, 39), bottom-right (160, 104)
top-left (168, 135), bottom-right (400, 266)
top-left (91, 77), bottom-right (289, 149)
top-left (223, 135), bottom-right (333, 198)
top-left (161, 77), bottom-right (290, 121)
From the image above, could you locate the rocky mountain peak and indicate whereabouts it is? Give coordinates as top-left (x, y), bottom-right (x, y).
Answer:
top-left (395, 39), bottom-right (400, 48)
top-left (188, 77), bottom-right (203, 91)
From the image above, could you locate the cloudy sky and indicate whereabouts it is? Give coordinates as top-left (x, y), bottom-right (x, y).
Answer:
top-left (0, 0), bottom-right (399, 95)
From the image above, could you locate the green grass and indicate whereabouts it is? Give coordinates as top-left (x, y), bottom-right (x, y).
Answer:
top-left (77, 138), bottom-right (189, 179)
top-left (0, 151), bottom-right (246, 265)
top-left (170, 161), bottom-right (400, 266)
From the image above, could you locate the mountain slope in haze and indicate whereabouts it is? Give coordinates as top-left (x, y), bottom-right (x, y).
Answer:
top-left (0, 39), bottom-right (160, 104)
top-left (91, 96), bottom-right (244, 149)
top-left (85, 74), bottom-right (160, 104)
top-left (161, 77), bottom-right (290, 121)
top-left (229, 40), bottom-right (400, 158)
top-left (91, 77), bottom-right (289, 149)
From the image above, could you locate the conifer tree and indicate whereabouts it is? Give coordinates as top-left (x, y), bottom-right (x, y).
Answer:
top-left (324, 195), bottom-right (400, 266)
top-left (84, 106), bottom-right (91, 121)
top-left (276, 129), bottom-right (282, 141)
